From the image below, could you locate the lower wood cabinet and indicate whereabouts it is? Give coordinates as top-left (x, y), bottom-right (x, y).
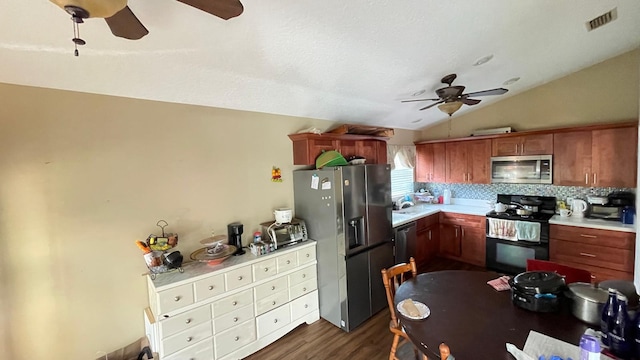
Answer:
top-left (145, 242), bottom-right (320, 360)
top-left (549, 224), bottom-right (635, 281)
top-left (415, 213), bottom-right (439, 266)
top-left (438, 213), bottom-right (485, 266)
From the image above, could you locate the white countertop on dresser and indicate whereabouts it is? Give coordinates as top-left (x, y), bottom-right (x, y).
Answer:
top-left (148, 241), bottom-right (316, 290)
top-left (549, 216), bottom-right (637, 233)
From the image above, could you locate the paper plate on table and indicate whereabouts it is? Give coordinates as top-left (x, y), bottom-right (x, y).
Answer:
top-left (397, 299), bottom-right (430, 320)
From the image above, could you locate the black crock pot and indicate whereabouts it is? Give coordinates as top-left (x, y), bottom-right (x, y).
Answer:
top-left (508, 271), bottom-right (566, 312)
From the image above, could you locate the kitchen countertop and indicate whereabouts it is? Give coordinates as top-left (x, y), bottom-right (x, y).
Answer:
top-left (392, 199), bottom-right (637, 233)
top-left (549, 215), bottom-right (636, 233)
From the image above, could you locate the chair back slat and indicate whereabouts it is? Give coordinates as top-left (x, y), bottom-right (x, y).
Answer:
top-left (381, 257), bottom-right (418, 327)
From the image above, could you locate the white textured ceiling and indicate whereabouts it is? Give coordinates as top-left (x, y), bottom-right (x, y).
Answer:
top-left (1, 0), bottom-right (639, 130)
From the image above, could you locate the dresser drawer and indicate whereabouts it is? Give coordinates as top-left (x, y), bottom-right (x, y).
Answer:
top-left (298, 246), bottom-right (316, 265)
top-left (256, 303), bottom-right (291, 338)
top-left (212, 289), bottom-right (253, 315)
top-left (551, 225), bottom-right (635, 249)
top-left (290, 290), bottom-right (319, 321)
top-left (163, 338), bottom-right (214, 360)
top-left (157, 283), bottom-right (194, 315)
top-left (552, 239), bottom-right (634, 272)
top-left (160, 305), bottom-right (211, 339)
top-left (254, 276), bottom-right (288, 299)
top-left (225, 266), bottom-right (253, 291)
top-left (252, 258), bottom-right (278, 282)
top-left (255, 290), bottom-right (289, 316)
top-left (277, 252), bottom-right (298, 272)
top-left (213, 304), bottom-right (254, 334)
top-left (193, 274), bottom-right (225, 302)
top-left (162, 321), bottom-right (212, 356)
top-left (288, 265), bottom-right (317, 286)
top-left (214, 320), bottom-right (257, 358)
top-left (289, 278), bottom-right (318, 300)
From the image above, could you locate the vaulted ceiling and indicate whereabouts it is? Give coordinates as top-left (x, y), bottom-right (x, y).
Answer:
top-left (1, 0), bottom-right (639, 130)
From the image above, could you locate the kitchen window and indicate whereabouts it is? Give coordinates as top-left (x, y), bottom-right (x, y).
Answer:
top-left (388, 145), bottom-right (416, 199)
top-left (391, 168), bottom-right (414, 198)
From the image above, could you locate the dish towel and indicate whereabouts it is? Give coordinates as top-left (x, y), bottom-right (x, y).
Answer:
top-left (515, 221), bottom-right (541, 243)
top-left (488, 218), bottom-right (517, 241)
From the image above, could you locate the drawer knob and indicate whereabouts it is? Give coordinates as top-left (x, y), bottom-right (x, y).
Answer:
top-left (208, 285), bottom-right (214, 290)
top-left (185, 319), bottom-right (191, 324)
top-left (264, 268), bottom-right (269, 272)
top-left (303, 287), bottom-right (307, 292)
top-left (306, 254), bottom-right (310, 258)
top-left (271, 286), bottom-right (276, 290)
top-left (272, 301), bottom-right (276, 305)
top-left (302, 274), bottom-right (306, 278)
top-left (274, 319), bottom-right (278, 323)
top-left (233, 317), bottom-right (239, 322)
top-left (286, 260), bottom-right (291, 264)
top-left (304, 304), bottom-right (308, 309)
top-left (186, 337), bottom-right (193, 342)
top-left (174, 296), bottom-right (181, 302)
top-left (235, 336), bottom-right (240, 341)
top-left (232, 301), bottom-right (238, 306)
top-left (238, 276), bottom-right (243, 281)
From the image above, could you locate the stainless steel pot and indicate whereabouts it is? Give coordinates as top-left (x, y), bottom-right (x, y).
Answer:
top-left (566, 282), bottom-right (609, 325)
top-left (516, 208), bottom-right (532, 216)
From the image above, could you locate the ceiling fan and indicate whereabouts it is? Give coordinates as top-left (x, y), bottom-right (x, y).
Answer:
top-left (50, 0), bottom-right (244, 55)
top-left (401, 74), bottom-right (508, 116)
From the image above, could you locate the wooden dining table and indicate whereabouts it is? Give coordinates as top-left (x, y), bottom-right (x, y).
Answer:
top-left (394, 270), bottom-right (589, 359)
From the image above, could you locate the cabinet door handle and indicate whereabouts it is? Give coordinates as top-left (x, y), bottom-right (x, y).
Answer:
top-left (428, 230), bottom-right (432, 240)
top-left (455, 218), bottom-right (466, 222)
top-left (461, 228), bottom-right (465, 237)
top-left (580, 252), bottom-right (596, 258)
top-left (515, 144), bottom-right (518, 154)
top-left (585, 173), bottom-right (589, 185)
top-left (580, 234), bottom-right (597, 238)
top-left (593, 173), bottom-right (597, 185)
top-left (455, 228), bottom-right (458, 237)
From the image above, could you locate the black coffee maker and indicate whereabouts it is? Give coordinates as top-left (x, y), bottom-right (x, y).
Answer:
top-left (228, 222), bottom-right (246, 256)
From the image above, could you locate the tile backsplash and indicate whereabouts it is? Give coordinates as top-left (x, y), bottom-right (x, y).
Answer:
top-left (415, 182), bottom-right (635, 202)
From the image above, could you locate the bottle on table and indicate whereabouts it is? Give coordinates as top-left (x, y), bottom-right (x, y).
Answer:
top-left (609, 293), bottom-right (631, 358)
top-left (601, 288), bottom-right (618, 346)
top-left (579, 334), bottom-right (600, 360)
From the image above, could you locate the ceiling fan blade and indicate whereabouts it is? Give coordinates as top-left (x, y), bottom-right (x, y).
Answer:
top-left (177, 0), bottom-right (244, 20)
top-left (419, 100), bottom-right (444, 111)
top-left (400, 98), bottom-right (441, 103)
top-left (463, 88), bottom-right (508, 97)
top-left (105, 6), bottom-right (149, 40)
top-left (460, 98), bottom-right (481, 106)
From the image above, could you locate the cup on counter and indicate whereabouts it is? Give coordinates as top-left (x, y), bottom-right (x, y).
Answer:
top-left (559, 209), bottom-right (572, 217)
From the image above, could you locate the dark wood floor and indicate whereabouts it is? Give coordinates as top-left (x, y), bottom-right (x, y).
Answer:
top-left (243, 257), bottom-right (484, 360)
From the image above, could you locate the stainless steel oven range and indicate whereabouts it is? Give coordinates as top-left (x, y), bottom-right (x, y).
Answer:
top-left (485, 194), bottom-right (556, 274)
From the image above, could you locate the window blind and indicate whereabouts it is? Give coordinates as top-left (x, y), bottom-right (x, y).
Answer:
top-left (391, 168), bottom-right (414, 199)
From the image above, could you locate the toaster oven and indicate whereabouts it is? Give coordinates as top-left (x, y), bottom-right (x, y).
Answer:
top-left (261, 218), bottom-right (308, 249)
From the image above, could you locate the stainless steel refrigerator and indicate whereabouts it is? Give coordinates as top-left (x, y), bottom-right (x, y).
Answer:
top-left (293, 164), bottom-right (395, 332)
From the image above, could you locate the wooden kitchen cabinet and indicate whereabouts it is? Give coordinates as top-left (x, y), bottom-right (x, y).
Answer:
top-left (438, 213), bottom-right (485, 266)
top-left (445, 139), bottom-right (491, 184)
top-left (553, 126), bottom-right (637, 188)
top-left (549, 224), bottom-right (635, 281)
top-left (415, 213), bottom-right (439, 267)
top-left (415, 143), bottom-right (446, 182)
top-left (288, 133), bottom-right (388, 166)
top-left (492, 134), bottom-right (553, 156)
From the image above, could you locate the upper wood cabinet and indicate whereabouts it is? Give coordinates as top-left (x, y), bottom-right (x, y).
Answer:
top-left (491, 134), bottom-right (553, 156)
top-left (445, 139), bottom-right (491, 184)
top-left (288, 133), bottom-right (388, 166)
top-left (415, 143), bottom-right (446, 182)
top-left (553, 126), bottom-right (637, 187)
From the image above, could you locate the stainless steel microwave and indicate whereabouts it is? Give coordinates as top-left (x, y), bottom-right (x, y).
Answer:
top-left (490, 155), bottom-right (552, 184)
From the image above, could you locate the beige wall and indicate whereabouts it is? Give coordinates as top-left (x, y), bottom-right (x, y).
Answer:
top-left (0, 83), bottom-right (415, 360)
top-left (420, 49), bottom-right (640, 140)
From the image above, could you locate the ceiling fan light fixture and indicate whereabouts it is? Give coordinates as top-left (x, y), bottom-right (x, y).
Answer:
top-left (438, 101), bottom-right (463, 116)
top-left (473, 54), bottom-right (494, 66)
top-left (50, 0), bottom-right (127, 18)
top-left (503, 77), bottom-right (521, 86)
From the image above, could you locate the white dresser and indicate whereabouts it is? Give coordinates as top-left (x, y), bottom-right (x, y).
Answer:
top-left (145, 241), bottom-right (319, 360)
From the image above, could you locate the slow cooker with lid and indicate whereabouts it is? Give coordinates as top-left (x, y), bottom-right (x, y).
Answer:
top-left (508, 271), bottom-right (567, 312)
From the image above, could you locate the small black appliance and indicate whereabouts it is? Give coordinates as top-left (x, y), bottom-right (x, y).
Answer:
top-left (508, 271), bottom-right (566, 312)
top-left (228, 222), bottom-right (246, 256)
top-left (586, 191), bottom-right (635, 221)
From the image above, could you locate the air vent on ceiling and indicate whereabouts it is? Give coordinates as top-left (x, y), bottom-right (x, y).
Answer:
top-left (586, 8), bottom-right (617, 32)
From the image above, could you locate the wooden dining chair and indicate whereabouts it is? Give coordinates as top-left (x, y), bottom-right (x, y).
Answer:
top-left (526, 259), bottom-right (592, 284)
top-left (381, 257), bottom-right (426, 360)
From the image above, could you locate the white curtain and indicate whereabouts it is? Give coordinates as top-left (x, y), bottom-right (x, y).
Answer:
top-left (387, 145), bottom-right (416, 170)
